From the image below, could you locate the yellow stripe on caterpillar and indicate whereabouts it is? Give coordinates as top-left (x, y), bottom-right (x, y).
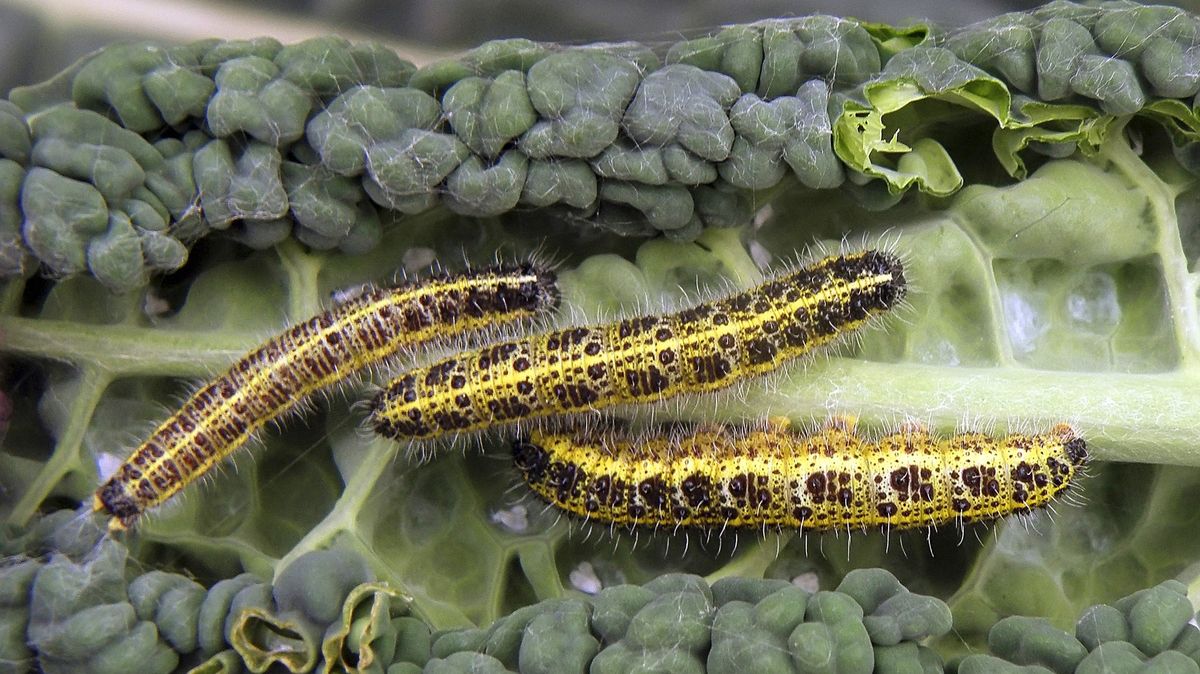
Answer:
top-left (93, 263), bottom-right (559, 533)
top-left (370, 250), bottom-right (906, 441)
top-left (512, 418), bottom-right (1087, 532)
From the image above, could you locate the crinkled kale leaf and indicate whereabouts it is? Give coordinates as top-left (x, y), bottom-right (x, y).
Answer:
top-left (4, 512), bottom-right (1199, 673)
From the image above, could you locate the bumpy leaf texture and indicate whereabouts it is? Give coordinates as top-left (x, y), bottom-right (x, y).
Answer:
top-left (3, 1), bottom-right (1200, 672)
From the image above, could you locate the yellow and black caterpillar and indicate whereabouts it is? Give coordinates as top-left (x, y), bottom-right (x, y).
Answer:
top-left (370, 250), bottom-right (906, 440)
top-left (94, 263), bottom-right (559, 532)
top-left (513, 419), bottom-right (1087, 532)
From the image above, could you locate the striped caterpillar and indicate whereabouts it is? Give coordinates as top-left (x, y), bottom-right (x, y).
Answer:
top-left (512, 418), bottom-right (1087, 532)
top-left (93, 263), bottom-right (559, 532)
top-left (369, 250), bottom-right (906, 441)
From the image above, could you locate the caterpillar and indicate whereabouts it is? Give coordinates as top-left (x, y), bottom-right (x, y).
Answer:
top-left (511, 418), bottom-right (1087, 532)
top-left (369, 250), bottom-right (906, 441)
top-left (93, 263), bottom-right (559, 532)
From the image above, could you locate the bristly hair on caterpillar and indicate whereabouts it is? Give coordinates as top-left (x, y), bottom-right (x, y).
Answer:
top-left (511, 416), bottom-right (1088, 536)
top-left (368, 248), bottom-right (907, 442)
top-left (92, 262), bottom-right (560, 533)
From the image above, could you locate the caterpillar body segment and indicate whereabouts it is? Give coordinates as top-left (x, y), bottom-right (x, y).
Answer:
top-left (93, 263), bottom-right (559, 532)
top-left (512, 419), bottom-right (1088, 532)
top-left (370, 250), bottom-right (906, 441)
